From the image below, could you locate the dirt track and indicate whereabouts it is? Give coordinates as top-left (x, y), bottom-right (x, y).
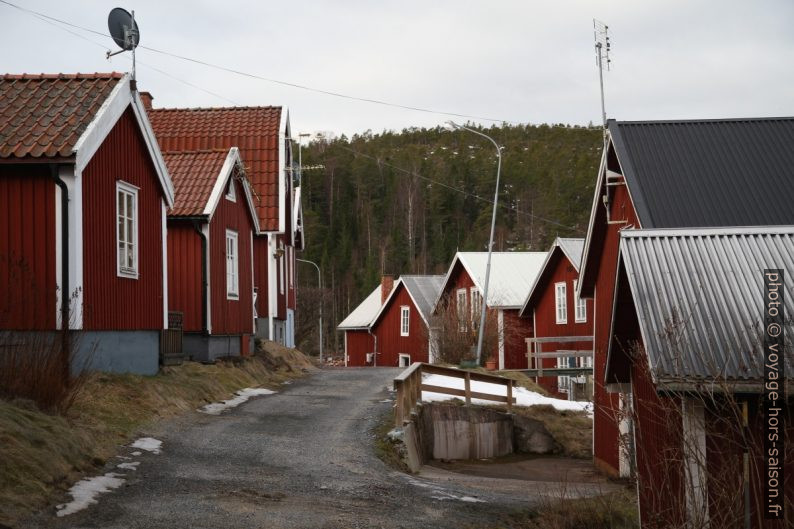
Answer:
top-left (25, 367), bottom-right (616, 529)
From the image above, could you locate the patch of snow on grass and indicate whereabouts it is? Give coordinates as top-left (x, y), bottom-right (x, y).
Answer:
top-left (131, 451), bottom-right (142, 456)
top-left (116, 462), bottom-right (140, 471)
top-left (199, 388), bottom-right (276, 415)
top-left (56, 473), bottom-right (125, 516)
top-left (421, 373), bottom-right (592, 415)
top-left (131, 437), bottom-right (162, 454)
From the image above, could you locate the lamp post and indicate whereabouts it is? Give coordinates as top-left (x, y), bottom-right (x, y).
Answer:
top-left (296, 258), bottom-right (323, 365)
top-left (444, 121), bottom-right (502, 366)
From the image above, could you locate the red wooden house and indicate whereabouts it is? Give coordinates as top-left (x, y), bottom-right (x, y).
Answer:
top-left (163, 147), bottom-right (259, 361)
top-left (149, 102), bottom-right (302, 349)
top-left (578, 117), bottom-right (794, 478)
top-left (519, 238), bottom-right (592, 399)
top-left (607, 227), bottom-right (793, 528)
top-left (337, 278), bottom-right (392, 367)
top-left (369, 275), bottom-right (445, 367)
top-left (0, 73), bottom-right (174, 375)
top-left (434, 252), bottom-right (547, 370)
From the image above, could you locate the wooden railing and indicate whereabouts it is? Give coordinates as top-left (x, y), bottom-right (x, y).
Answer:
top-left (393, 362), bottom-right (516, 427)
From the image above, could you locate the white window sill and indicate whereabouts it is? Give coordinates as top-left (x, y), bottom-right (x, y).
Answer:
top-left (227, 294), bottom-right (239, 301)
top-left (118, 270), bottom-right (139, 280)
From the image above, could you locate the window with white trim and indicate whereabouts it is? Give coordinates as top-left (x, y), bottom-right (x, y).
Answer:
top-left (226, 230), bottom-right (239, 299)
top-left (279, 250), bottom-right (285, 295)
top-left (555, 282), bottom-right (567, 324)
top-left (400, 306), bottom-right (410, 336)
top-left (116, 181), bottom-right (138, 278)
top-left (456, 288), bottom-right (468, 332)
top-left (574, 280), bottom-right (587, 323)
top-left (225, 177), bottom-right (236, 202)
top-left (399, 354), bottom-right (411, 367)
top-left (470, 287), bottom-right (481, 329)
top-left (288, 247), bottom-right (294, 287)
top-left (557, 356), bottom-right (575, 393)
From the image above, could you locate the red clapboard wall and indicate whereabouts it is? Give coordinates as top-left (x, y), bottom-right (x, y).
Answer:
top-left (0, 164), bottom-right (56, 330)
top-left (373, 283), bottom-right (429, 366)
top-left (82, 107), bottom-right (164, 331)
top-left (345, 329), bottom-right (375, 367)
top-left (209, 176), bottom-right (255, 335)
top-left (166, 221), bottom-right (203, 332)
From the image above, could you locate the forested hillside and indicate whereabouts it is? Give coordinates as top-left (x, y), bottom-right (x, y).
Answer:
top-left (295, 123), bottom-right (603, 353)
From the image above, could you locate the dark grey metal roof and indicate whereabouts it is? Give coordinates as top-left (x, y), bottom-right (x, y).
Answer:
top-left (608, 117), bottom-right (794, 229)
top-left (401, 275), bottom-right (446, 323)
top-left (617, 227), bottom-right (794, 387)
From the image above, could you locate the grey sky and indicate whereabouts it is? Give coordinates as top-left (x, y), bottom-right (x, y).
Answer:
top-left (2, 0), bottom-right (793, 136)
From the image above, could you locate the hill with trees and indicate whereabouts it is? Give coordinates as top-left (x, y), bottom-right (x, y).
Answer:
top-left (294, 123), bottom-right (603, 354)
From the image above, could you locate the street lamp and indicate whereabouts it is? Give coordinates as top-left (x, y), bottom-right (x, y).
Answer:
top-left (444, 121), bottom-right (502, 366)
top-left (296, 258), bottom-right (323, 365)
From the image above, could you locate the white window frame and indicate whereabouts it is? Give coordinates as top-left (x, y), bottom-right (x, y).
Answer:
top-left (116, 181), bottom-right (139, 279)
top-left (279, 249), bottom-right (285, 295)
top-left (557, 355), bottom-right (575, 393)
top-left (226, 230), bottom-right (239, 299)
top-left (456, 288), bottom-right (468, 332)
top-left (399, 354), bottom-right (411, 367)
top-left (470, 287), bottom-right (481, 328)
top-left (574, 279), bottom-right (587, 323)
top-left (400, 306), bottom-right (410, 336)
top-left (288, 246), bottom-right (294, 287)
top-left (554, 282), bottom-right (567, 324)
top-left (225, 176), bottom-right (236, 202)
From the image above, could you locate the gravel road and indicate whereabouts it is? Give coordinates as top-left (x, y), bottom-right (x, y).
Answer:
top-left (26, 367), bottom-right (614, 529)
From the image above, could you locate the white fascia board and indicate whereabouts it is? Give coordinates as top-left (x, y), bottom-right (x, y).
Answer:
top-left (202, 223), bottom-right (212, 334)
top-left (519, 245), bottom-right (559, 317)
top-left (204, 147), bottom-right (240, 219)
top-left (277, 109), bottom-right (289, 233)
top-left (371, 278), bottom-right (431, 330)
top-left (162, 199), bottom-right (168, 329)
top-left (431, 254), bottom-right (462, 315)
top-left (130, 90), bottom-right (175, 206)
top-left (577, 133), bottom-right (611, 300)
top-left (241, 176), bottom-right (262, 234)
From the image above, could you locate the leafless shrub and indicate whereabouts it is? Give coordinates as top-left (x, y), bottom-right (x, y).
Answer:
top-left (428, 295), bottom-right (499, 365)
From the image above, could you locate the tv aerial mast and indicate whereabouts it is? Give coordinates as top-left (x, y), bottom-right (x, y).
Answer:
top-left (106, 8), bottom-right (140, 88)
top-left (593, 19), bottom-right (611, 140)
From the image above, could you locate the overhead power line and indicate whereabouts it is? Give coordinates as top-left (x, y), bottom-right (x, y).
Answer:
top-left (0, 0), bottom-right (517, 124)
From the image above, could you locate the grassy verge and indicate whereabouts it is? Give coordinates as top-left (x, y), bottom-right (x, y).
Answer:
top-left (0, 342), bottom-right (312, 527)
top-left (509, 404), bottom-right (592, 458)
top-left (372, 410), bottom-right (411, 473)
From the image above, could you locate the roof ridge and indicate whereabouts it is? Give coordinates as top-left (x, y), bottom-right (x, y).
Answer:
top-left (150, 105), bottom-right (282, 112)
top-left (611, 116), bottom-right (794, 125)
top-left (162, 148), bottom-right (230, 155)
top-left (624, 226), bottom-right (794, 238)
top-left (1, 72), bottom-right (124, 80)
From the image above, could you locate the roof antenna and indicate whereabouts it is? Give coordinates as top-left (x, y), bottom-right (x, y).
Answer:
top-left (106, 8), bottom-right (140, 90)
top-left (593, 19), bottom-right (611, 143)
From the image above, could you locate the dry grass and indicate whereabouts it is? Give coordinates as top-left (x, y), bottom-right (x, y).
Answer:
top-left (0, 343), bottom-right (312, 527)
top-left (510, 404), bottom-right (592, 459)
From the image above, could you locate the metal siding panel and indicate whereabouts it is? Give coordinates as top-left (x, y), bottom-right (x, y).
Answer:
top-left (210, 176), bottom-right (255, 335)
top-left (0, 165), bottom-right (56, 329)
top-left (82, 107), bottom-right (163, 330)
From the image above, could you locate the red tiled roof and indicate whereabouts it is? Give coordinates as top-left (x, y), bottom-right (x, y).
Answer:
top-left (162, 149), bottom-right (229, 217)
top-left (149, 106), bottom-right (282, 231)
top-left (0, 73), bottom-right (123, 159)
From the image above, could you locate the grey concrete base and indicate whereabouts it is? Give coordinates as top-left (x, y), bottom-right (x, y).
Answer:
top-left (273, 319), bottom-right (286, 345)
top-left (254, 317), bottom-right (270, 340)
top-left (183, 333), bottom-right (241, 363)
top-left (74, 331), bottom-right (160, 375)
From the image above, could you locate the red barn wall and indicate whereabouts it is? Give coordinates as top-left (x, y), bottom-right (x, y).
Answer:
top-left (252, 236), bottom-right (269, 318)
top-left (166, 220), bottom-right (202, 332)
top-left (592, 179), bottom-right (639, 476)
top-left (210, 176), bottom-right (254, 335)
top-left (501, 309), bottom-right (533, 370)
top-left (82, 107), bottom-right (164, 330)
top-left (0, 165), bottom-right (56, 330)
top-left (373, 284), bottom-right (429, 366)
top-left (345, 329), bottom-right (375, 367)
top-left (531, 250), bottom-right (594, 397)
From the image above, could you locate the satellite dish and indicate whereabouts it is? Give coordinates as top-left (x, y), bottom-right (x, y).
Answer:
top-left (108, 8), bottom-right (139, 51)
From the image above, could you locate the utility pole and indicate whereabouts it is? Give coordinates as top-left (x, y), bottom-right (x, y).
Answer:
top-left (297, 258), bottom-right (323, 364)
top-left (593, 19), bottom-right (612, 144)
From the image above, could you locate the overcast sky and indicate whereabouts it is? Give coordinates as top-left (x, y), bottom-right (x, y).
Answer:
top-left (2, 0), bottom-right (793, 137)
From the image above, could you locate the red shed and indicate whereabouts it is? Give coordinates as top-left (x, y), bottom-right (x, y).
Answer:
top-left (519, 238), bottom-right (592, 399)
top-left (163, 147), bottom-right (258, 361)
top-left (337, 280), bottom-right (390, 367)
top-left (434, 252), bottom-right (546, 370)
top-left (579, 117), bottom-right (794, 477)
top-left (149, 104), bottom-right (302, 349)
top-left (607, 228), bottom-right (794, 528)
top-left (0, 73), bottom-right (174, 375)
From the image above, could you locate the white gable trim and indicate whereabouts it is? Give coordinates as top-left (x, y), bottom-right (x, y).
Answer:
top-left (519, 243), bottom-right (561, 317)
top-left (293, 186), bottom-right (305, 250)
top-left (72, 73), bottom-right (175, 206)
top-left (278, 109), bottom-right (290, 233)
top-left (577, 134), bottom-right (611, 300)
top-left (370, 278), bottom-right (433, 329)
top-left (203, 148), bottom-right (262, 232)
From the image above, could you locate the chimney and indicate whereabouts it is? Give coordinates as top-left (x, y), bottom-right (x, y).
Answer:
top-left (381, 275), bottom-right (395, 303)
top-left (139, 91), bottom-right (154, 111)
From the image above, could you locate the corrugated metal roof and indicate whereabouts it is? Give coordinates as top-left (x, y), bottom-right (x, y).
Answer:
top-left (557, 238), bottom-right (585, 271)
top-left (443, 252), bottom-right (548, 309)
top-left (337, 285), bottom-right (386, 330)
top-left (616, 227), bottom-right (794, 386)
top-left (608, 118), bottom-right (794, 228)
top-left (0, 73), bottom-right (123, 159)
top-left (399, 275), bottom-right (445, 323)
top-left (150, 106), bottom-right (283, 231)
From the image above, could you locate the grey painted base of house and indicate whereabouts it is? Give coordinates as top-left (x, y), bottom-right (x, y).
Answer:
top-left (254, 318), bottom-right (270, 340)
top-left (74, 331), bottom-right (160, 376)
top-left (273, 319), bottom-right (286, 346)
top-left (183, 333), bottom-right (241, 363)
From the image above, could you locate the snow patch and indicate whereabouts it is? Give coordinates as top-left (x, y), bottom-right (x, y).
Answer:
top-left (131, 437), bottom-right (163, 454)
top-left (406, 477), bottom-right (486, 503)
top-left (421, 373), bottom-right (592, 415)
top-left (131, 451), bottom-right (142, 456)
top-left (56, 473), bottom-right (125, 517)
top-left (199, 388), bottom-right (276, 415)
top-left (116, 462), bottom-right (140, 471)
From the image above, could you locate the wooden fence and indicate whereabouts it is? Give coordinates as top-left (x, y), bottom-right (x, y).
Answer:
top-left (393, 362), bottom-right (516, 427)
